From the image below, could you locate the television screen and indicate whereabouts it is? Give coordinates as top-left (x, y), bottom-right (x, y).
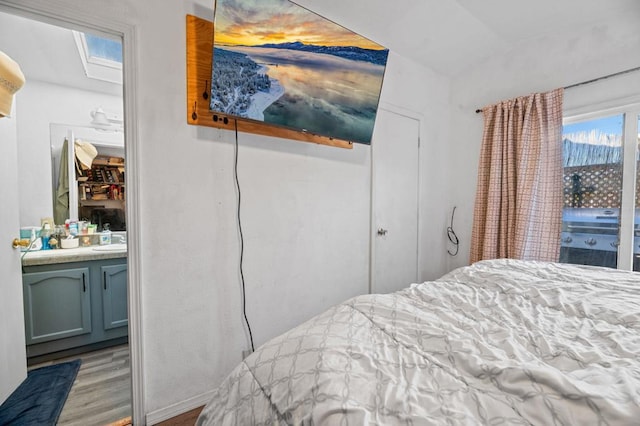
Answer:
top-left (210, 0), bottom-right (389, 145)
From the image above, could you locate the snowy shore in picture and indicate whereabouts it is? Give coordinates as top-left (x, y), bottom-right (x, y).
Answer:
top-left (246, 65), bottom-right (284, 121)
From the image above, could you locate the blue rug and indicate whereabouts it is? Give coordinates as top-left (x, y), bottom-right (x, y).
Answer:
top-left (0, 359), bottom-right (81, 426)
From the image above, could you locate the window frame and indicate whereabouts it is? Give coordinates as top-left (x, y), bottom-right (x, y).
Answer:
top-left (72, 30), bottom-right (122, 84)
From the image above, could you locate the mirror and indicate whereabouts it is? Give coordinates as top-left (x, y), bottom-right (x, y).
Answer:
top-left (50, 124), bottom-right (125, 230)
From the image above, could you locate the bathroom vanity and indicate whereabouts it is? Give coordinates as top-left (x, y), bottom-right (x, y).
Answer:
top-left (21, 245), bottom-right (127, 360)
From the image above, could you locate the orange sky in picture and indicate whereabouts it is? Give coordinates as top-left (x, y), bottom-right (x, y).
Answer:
top-left (215, 9), bottom-right (384, 51)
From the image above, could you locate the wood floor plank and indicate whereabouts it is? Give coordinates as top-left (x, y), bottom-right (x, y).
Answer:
top-left (31, 344), bottom-right (132, 426)
top-left (156, 406), bottom-right (204, 426)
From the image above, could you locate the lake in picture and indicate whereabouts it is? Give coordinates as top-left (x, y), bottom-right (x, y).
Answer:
top-left (210, 0), bottom-right (389, 145)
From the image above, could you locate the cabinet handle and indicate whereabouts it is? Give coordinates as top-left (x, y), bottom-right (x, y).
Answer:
top-left (82, 273), bottom-right (86, 292)
top-left (104, 271), bottom-right (107, 290)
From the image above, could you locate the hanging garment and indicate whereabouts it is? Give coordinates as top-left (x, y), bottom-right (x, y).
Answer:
top-left (54, 139), bottom-right (69, 225)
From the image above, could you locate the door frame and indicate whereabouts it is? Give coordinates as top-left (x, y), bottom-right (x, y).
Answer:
top-left (0, 1), bottom-right (144, 423)
top-left (369, 102), bottom-right (423, 294)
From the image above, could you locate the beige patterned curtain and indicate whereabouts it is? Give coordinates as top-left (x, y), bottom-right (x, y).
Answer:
top-left (470, 88), bottom-right (564, 263)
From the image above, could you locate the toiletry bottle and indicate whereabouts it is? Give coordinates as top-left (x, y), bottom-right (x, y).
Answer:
top-left (69, 220), bottom-right (79, 236)
top-left (41, 223), bottom-right (51, 250)
top-left (54, 225), bottom-right (65, 249)
top-left (28, 227), bottom-right (37, 250)
top-left (48, 227), bottom-right (59, 249)
top-left (100, 223), bottom-right (112, 245)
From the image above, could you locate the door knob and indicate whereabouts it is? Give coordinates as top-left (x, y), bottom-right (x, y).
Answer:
top-left (377, 228), bottom-right (388, 236)
top-left (12, 238), bottom-right (30, 249)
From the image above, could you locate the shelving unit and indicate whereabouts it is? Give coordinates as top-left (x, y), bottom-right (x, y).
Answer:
top-left (77, 155), bottom-right (125, 203)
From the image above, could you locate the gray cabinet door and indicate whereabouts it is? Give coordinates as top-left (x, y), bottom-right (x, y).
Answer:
top-left (101, 264), bottom-right (128, 330)
top-left (23, 268), bottom-right (92, 344)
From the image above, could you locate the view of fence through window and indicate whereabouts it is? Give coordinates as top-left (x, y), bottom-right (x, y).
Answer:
top-left (560, 114), bottom-right (624, 269)
top-left (559, 113), bottom-right (640, 270)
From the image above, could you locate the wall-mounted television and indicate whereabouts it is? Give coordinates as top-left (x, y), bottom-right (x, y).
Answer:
top-left (210, 0), bottom-right (389, 145)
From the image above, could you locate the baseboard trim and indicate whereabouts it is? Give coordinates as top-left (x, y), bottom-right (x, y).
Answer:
top-left (146, 390), bottom-right (214, 425)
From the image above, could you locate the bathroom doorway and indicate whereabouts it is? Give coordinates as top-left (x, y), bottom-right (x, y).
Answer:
top-left (0, 7), bottom-right (136, 424)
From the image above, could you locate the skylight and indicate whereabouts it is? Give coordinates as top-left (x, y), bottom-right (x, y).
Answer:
top-left (85, 33), bottom-right (122, 63)
top-left (73, 31), bottom-right (122, 84)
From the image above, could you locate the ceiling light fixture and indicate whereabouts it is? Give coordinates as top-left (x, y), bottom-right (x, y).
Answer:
top-left (90, 106), bottom-right (123, 132)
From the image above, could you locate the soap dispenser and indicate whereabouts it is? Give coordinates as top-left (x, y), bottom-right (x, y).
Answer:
top-left (100, 223), bottom-right (112, 245)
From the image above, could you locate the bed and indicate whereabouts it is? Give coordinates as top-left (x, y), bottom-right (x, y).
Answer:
top-left (197, 259), bottom-right (640, 425)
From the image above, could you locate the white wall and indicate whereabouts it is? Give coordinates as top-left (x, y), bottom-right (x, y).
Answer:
top-left (16, 79), bottom-right (122, 227)
top-left (448, 13), bottom-right (640, 270)
top-left (1, 0), bottom-right (452, 421)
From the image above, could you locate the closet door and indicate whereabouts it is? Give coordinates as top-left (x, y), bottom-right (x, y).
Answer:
top-left (371, 107), bottom-right (420, 294)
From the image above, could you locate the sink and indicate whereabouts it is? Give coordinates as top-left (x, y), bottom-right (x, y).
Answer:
top-left (92, 243), bottom-right (127, 252)
top-left (111, 232), bottom-right (127, 244)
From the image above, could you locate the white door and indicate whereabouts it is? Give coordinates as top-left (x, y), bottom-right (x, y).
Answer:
top-left (0, 108), bottom-right (27, 403)
top-left (372, 108), bottom-right (420, 294)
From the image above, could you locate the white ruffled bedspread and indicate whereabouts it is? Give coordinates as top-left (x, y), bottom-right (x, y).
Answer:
top-left (197, 259), bottom-right (640, 425)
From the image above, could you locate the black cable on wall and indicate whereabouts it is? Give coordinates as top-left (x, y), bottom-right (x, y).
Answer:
top-left (234, 119), bottom-right (255, 352)
top-left (447, 206), bottom-right (459, 256)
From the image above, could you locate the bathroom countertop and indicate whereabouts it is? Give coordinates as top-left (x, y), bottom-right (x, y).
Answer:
top-left (21, 244), bottom-right (127, 267)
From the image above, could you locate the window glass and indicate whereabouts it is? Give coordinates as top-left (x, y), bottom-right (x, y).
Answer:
top-left (560, 114), bottom-right (624, 269)
top-left (635, 116), bottom-right (640, 272)
top-left (84, 33), bottom-right (122, 64)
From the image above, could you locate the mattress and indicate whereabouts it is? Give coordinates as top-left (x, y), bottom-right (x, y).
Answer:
top-left (197, 259), bottom-right (640, 425)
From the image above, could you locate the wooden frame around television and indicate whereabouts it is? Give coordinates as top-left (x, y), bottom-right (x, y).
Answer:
top-left (186, 14), bottom-right (353, 149)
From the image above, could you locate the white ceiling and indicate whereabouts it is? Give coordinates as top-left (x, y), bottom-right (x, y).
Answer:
top-left (0, 0), bottom-right (638, 94)
top-left (298, 0), bottom-right (640, 75)
top-left (0, 10), bottom-right (122, 96)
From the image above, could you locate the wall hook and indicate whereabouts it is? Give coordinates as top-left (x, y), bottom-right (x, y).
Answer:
top-left (191, 101), bottom-right (197, 120)
top-left (202, 80), bottom-right (209, 100)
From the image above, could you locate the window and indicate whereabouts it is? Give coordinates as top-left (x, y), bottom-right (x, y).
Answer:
top-left (560, 106), bottom-right (640, 270)
top-left (72, 31), bottom-right (122, 84)
top-left (635, 115), bottom-right (640, 271)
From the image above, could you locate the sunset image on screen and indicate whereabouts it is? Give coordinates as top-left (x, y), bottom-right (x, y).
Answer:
top-left (214, 0), bottom-right (384, 50)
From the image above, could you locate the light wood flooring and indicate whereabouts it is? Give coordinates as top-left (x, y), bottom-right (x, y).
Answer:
top-left (29, 344), bottom-right (131, 426)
